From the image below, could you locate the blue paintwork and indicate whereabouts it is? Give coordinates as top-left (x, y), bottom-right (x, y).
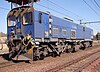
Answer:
top-left (34, 10), bottom-right (44, 38)
top-left (84, 28), bottom-right (92, 39)
top-left (34, 10), bottom-right (49, 38)
top-left (51, 15), bottom-right (92, 40)
top-left (7, 8), bottom-right (93, 40)
top-left (21, 24), bottom-right (34, 37)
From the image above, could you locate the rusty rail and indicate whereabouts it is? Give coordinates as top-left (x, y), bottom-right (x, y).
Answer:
top-left (46, 47), bottom-right (100, 72)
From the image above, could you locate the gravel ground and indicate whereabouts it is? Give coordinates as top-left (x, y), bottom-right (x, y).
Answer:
top-left (82, 58), bottom-right (100, 72)
top-left (0, 56), bottom-right (8, 63)
top-left (58, 51), bottom-right (100, 72)
top-left (0, 45), bottom-right (100, 72)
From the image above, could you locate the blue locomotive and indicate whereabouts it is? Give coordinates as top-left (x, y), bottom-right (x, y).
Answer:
top-left (6, 1), bottom-right (93, 60)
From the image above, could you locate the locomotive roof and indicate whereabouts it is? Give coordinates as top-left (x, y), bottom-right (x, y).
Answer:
top-left (6, 0), bottom-right (37, 5)
top-left (7, 6), bottom-right (34, 17)
top-left (7, 6), bottom-right (50, 17)
top-left (7, 6), bottom-right (92, 31)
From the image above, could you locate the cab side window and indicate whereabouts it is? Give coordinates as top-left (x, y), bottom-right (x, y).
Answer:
top-left (23, 12), bottom-right (33, 25)
top-left (83, 27), bottom-right (85, 31)
top-left (8, 16), bottom-right (16, 26)
top-left (39, 12), bottom-right (42, 24)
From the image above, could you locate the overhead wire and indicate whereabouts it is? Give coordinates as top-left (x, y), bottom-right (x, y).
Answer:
top-left (0, 3), bottom-right (77, 20)
top-left (82, 0), bottom-right (100, 17)
top-left (0, 2), bottom-right (75, 20)
top-left (36, 3), bottom-right (77, 20)
top-left (94, 0), bottom-right (100, 9)
top-left (47, 0), bottom-right (82, 19)
top-left (0, 1), bottom-right (88, 21)
top-left (82, 0), bottom-right (100, 34)
top-left (91, 0), bottom-right (99, 10)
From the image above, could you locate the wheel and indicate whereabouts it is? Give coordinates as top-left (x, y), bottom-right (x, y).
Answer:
top-left (89, 42), bottom-right (93, 47)
top-left (68, 47), bottom-right (75, 53)
top-left (39, 53), bottom-right (44, 60)
top-left (33, 53), bottom-right (44, 60)
top-left (52, 51), bottom-right (57, 57)
top-left (65, 49), bottom-right (69, 53)
top-left (71, 47), bottom-right (76, 53)
top-left (33, 48), bottom-right (44, 60)
top-left (79, 42), bottom-right (86, 50)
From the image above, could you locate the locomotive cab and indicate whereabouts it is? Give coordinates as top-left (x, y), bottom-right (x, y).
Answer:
top-left (7, 5), bottom-right (51, 60)
top-left (7, 6), bottom-right (36, 60)
top-left (7, 6), bottom-right (34, 39)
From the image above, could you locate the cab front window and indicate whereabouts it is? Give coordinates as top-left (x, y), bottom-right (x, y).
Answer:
top-left (23, 12), bottom-right (33, 25)
top-left (8, 16), bottom-right (16, 26)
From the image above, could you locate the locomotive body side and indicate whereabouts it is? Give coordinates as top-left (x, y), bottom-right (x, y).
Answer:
top-left (7, 6), bottom-right (93, 60)
top-left (50, 15), bottom-right (93, 41)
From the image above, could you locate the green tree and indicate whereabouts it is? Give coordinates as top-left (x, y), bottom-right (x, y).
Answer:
top-left (96, 32), bottom-right (100, 40)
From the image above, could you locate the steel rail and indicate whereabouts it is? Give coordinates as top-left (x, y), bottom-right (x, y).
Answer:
top-left (46, 46), bottom-right (100, 72)
top-left (74, 53), bottom-right (100, 72)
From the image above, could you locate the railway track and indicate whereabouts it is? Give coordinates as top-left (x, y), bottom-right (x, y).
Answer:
top-left (82, 58), bottom-right (100, 72)
top-left (46, 48), bottom-right (100, 72)
top-left (0, 39), bottom-right (100, 71)
top-left (64, 52), bottom-right (100, 72)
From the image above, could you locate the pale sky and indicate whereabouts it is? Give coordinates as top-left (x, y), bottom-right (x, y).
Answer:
top-left (0, 0), bottom-right (100, 35)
